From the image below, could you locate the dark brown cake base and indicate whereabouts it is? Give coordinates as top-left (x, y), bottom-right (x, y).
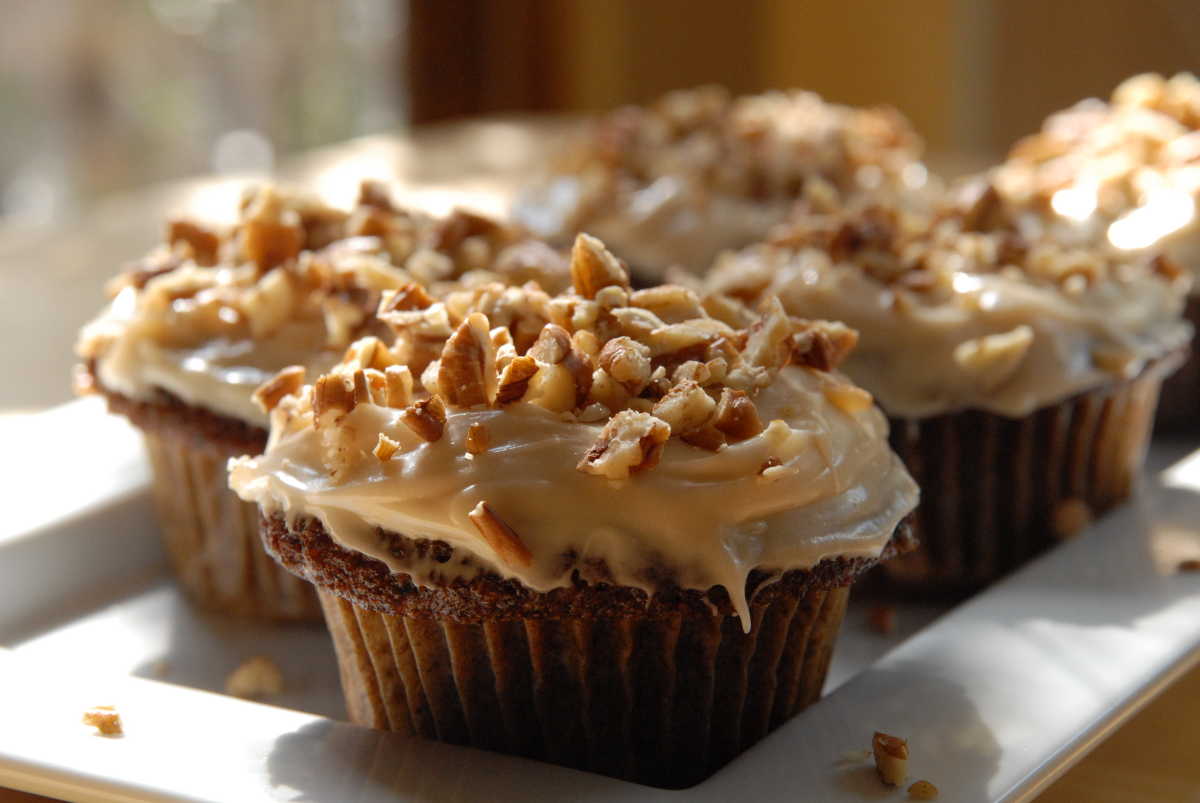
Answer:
top-left (1154, 296), bottom-right (1198, 432)
top-left (883, 352), bottom-right (1179, 596)
top-left (262, 514), bottom-right (911, 788)
top-left (95, 376), bottom-right (321, 621)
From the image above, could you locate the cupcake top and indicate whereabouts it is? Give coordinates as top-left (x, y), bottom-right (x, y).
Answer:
top-left (229, 234), bottom-right (918, 628)
top-left (77, 182), bottom-right (567, 428)
top-left (984, 73), bottom-right (1200, 271)
top-left (514, 86), bottom-right (931, 277)
top-left (703, 201), bottom-right (1191, 419)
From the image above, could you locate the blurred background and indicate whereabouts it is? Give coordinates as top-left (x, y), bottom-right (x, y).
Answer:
top-left (5, 0), bottom-right (1200, 229)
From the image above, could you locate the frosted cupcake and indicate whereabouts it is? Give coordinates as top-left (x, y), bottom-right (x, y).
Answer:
top-left (514, 86), bottom-right (932, 281)
top-left (230, 234), bottom-right (918, 786)
top-left (989, 72), bottom-right (1200, 427)
top-left (704, 201), bottom-right (1190, 593)
top-left (76, 182), bottom-right (565, 619)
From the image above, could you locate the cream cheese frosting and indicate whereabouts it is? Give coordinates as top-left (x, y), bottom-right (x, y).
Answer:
top-left (703, 205), bottom-right (1191, 419)
top-left (514, 86), bottom-right (934, 278)
top-left (230, 234), bottom-right (918, 629)
top-left (77, 183), bottom-right (568, 429)
top-left (986, 73), bottom-right (1200, 286)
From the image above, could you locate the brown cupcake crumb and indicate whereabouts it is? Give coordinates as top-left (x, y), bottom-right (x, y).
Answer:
top-left (225, 656), bottom-right (284, 699)
top-left (82, 705), bottom-right (123, 736)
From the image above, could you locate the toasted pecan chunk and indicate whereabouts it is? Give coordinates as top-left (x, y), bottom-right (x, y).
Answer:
top-left (823, 383), bottom-right (874, 415)
top-left (400, 396), bottom-right (447, 442)
top-left (570, 233), bottom-right (630, 299)
top-left (791, 320), bottom-right (859, 371)
top-left (82, 705), bottom-right (123, 737)
top-left (373, 433), bottom-right (400, 461)
top-left (528, 323), bottom-right (572, 364)
top-left (253, 365), bottom-right (306, 414)
top-left (433, 208), bottom-right (501, 252)
top-left (437, 313), bottom-right (497, 408)
top-left (630, 285), bottom-right (706, 323)
top-left (313, 374), bottom-right (356, 422)
top-left (496, 354), bottom-right (539, 404)
top-left (681, 424), bottom-right (726, 451)
top-left (241, 216), bottom-right (303, 271)
top-left (652, 380), bottom-right (716, 435)
top-left (468, 501), bottom-right (532, 567)
top-left (873, 732), bottom-right (909, 786)
top-left (578, 410), bottom-right (671, 479)
top-left (466, 422), bottom-right (490, 455)
top-left (712, 388), bottom-right (762, 440)
top-left (384, 365), bottom-right (414, 408)
top-left (166, 219), bottom-right (220, 265)
top-left (598, 336), bottom-right (652, 395)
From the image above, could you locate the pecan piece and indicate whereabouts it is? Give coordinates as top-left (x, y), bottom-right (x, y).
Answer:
top-left (791, 320), bottom-right (859, 371)
top-left (380, 282), bottom-right (436, 313)
top-left (437, 313), bottom-right (497, 408)
top-left (313, 374), bottom-right (356, 422)
top-left (373, 433), bottom-right (400, 461)
top-left (468, 501), bottom-right (532, 568)
top-left (166, 219), bottom-right (220, 266)
top-left (465, 422), bottom-right (490, 455)
top-left (384, 365), bottom-right (414, 408)
top-left (577, 410), bottom-right (671, 479)
top-left (495, 355), bottom-right (539, 405)
top-left (527, 323), bottom-right (572, 364)
top-left (651, 380), bottom-right (716, 435)
top-left (252, 365), bottom-right (306, 414)
top-left (570, 233), bottom-right (630, 299)
top-left (629, 285), bottom-right (705, 323)
top-left (873, 731), bottom-right (908, 787)
top-left (82, 706), bottom-right (123, 737)
top-left (712, 388), bottom-right (762, 441)
top-left (400, 396), bottom-right (447, 442)
top-left (597, 336), bottom-right (652, 395)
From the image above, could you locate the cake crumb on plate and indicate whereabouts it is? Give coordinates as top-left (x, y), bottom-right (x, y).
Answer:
top-left (82, 705), bottom-right (122, 736)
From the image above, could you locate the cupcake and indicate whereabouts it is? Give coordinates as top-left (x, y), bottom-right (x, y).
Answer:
top-left (514, 85), bottom-right (932, 282)
top-left (990, 72), bottom-right (1200, 428)
top-left (703, 200), bottom-right (1190, 594)
top-left (229, 234), bottom-right (918, 786)
top-left (76, 181), bottom-right (566, 619)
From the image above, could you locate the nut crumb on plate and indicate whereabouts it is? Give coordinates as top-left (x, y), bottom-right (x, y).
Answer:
top-left (82, 705), bottom-right (123, 736)
top-left (225, 656), bottom-right (285, 699)
top-left (908, 779), bottom-right (939, 799)
top-left (872, 730), bottom-right (908, 786)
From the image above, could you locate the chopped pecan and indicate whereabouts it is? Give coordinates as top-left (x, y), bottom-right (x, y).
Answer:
top-left (598, 336), bottom-right (652, 395)
top-left (823, 383), bottom-right (874, 415)
top-left (681, 424), bottom-right (726, 451)
top-left (400, 396), bottom-right (447, 442)
top-left (351, 369), bottom-right (371, 404)
top-left (872, 731), bottom-right (909, 787)
top-left (1150, 253), bottom-right (1184, 280)
top-left (82, 706), bottom-right (123, 737)
top-left (495, 354), bottom-right (539, 405)
top-left (357, 179), bottom-right (394, 210)
top-left (652, 380), bottom-right (716, 434)
top-left (433, 208), bottom-right (501, 252)
top-left (313, 374), bottom-right (356, 422)
top-left (166, 219), bottom-right (220, 266)
top-left (465, 422), bottom-right (490, 455)
top-left (528, 323), bottom-right (572, 364)
top-left (712, 388), bottom-right (763, 441)
top-left (240, 213), bottom-right (303, 271)
top-left (373, 433), bottom-right (400, 461)
top-left (577, 410), bottom-right (671, 479)
top-left (630, 285), bottom-right (706, 323)
top-left (253, 365), bottom-right (306, 414)
top-left (437, 313), bottom-right (497, 408)
top-left (379, 282), bottom-right (436, 313)
top-left (960, 182), bottom-right (1004, 232)
top-left (570, 233), bottom-right (630, 299)
top-left (468, 501), bottom-right (532, 568)
top-left (952, 325), bottom-right (1033, 391)
top-left (384, 365), bottom-right (414, 408)
top-left (791, 320), bottom-right (859, 371)
top-left (741, 296), bottom-right (793, 373)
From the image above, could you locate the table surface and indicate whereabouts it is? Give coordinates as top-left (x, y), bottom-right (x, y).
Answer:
top-left (0, 118), bottom-right (1195, 803)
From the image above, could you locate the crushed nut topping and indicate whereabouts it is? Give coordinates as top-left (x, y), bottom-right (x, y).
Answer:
top-left (468, 501), bottom-right (532, 568)
top-left (252, 365), bottom-right (306, 414)
top-left (82, 705), bottom-right (123, 737)
top-left (872, 731), bottom-right (909, 787)
top-left (257, 232), bottom-right (871, 484)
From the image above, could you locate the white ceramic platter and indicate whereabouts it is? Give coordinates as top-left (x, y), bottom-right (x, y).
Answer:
top-left (0, 399), bottom-right (1197, 802)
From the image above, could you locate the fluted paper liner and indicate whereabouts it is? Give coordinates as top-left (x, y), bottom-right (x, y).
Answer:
top-left (883, 358), bottom-right (1171, 593)
top-left (142, 431), bottom-right (320, 620)
top-left (1155, 295), bottom-right (1198, 432)
top-left (317, 584), bottom-right (850, 788)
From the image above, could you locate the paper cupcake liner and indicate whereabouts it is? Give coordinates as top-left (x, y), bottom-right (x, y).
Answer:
top-left (1154, 295), bottom-right (1198, 432)
top-left (317, 584), bottom-right (850, 788)
top-left (883, 359), bottom-right (1171, 594)
top-left (142, 431), bottom-right (321, 620)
